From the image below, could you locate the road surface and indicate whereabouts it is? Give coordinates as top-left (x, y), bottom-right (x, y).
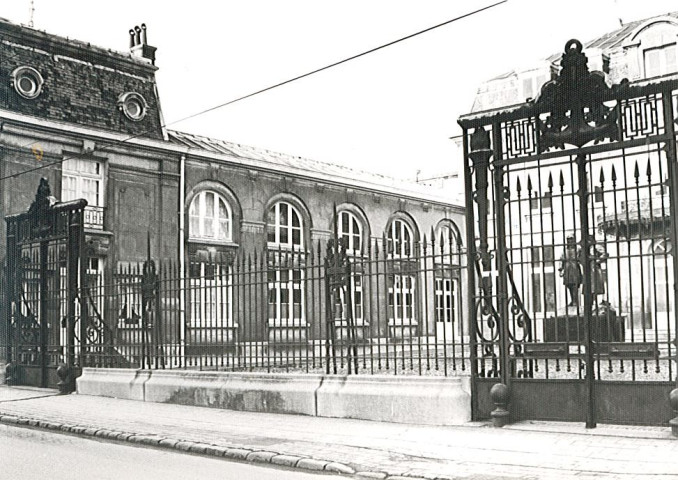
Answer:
top-left (0, 424), bottom-right (346, 480)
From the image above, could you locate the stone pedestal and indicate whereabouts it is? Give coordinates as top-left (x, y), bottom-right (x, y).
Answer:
top-left (544, 310), bottom-right (624, 342)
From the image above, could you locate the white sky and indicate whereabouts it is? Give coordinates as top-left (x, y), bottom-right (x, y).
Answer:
top-left (1, 0), bottom-right (677, 180)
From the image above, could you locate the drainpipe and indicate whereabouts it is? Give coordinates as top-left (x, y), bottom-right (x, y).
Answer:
top-left (178, 153), bottom-right (186, 366)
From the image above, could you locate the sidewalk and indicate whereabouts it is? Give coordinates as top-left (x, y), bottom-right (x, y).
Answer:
top-left (1, 385), bottom-right (677, 480)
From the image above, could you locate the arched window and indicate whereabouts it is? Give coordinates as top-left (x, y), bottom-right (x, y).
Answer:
top-left (338, 210), bottom-right (362, 253)
top-left (267, 201), bottom-right (303, 248)
top-left (189, 191), bottom-right (232, 242)
top-left (387, 219), bottom-right (414, 258)
top-left (435, 221), bottom-right (462, 264)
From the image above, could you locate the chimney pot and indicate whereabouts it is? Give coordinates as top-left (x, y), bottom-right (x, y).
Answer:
top-left (129, 29), bottom-right (136, 47)
top-left (129, 23), bottom-right (157, 66)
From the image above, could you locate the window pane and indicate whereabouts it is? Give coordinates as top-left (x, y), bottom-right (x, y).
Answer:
top-left (205, 192), bottom-right (214, 219)
top-left (219, 218), bottom-right (230, 241)
top-left (62, 175), bottom-right (77, 201)
top-left (218, 198), bottom-right (230, 240)
top-left (666, 44), bottom-right (677, 74)
top-left (82, 178), bottom-right (99, 206)
top-left (645, 48), bottom-right (661, 77)
top-left (280, 203), bottom-right (288, 226)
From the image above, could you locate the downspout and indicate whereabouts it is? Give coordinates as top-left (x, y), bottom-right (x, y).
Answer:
top-left (178, 153), bottom-right (186, 366)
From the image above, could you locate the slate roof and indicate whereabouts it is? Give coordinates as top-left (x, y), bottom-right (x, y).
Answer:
top-left (167, 130), bottom-right (459, 206)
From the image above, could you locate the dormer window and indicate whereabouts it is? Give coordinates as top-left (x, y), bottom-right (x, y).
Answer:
top-left (643, 43), bottom-right (677, 78)
top-left (11, 66), bottom-right (44, 99)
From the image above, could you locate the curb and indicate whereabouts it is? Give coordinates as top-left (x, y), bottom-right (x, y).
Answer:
top-left (0, 412), bottom-right (443, 480)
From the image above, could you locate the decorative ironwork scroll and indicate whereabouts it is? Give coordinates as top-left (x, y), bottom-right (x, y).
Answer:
top-left (536, 39), bottom-right (624, 151)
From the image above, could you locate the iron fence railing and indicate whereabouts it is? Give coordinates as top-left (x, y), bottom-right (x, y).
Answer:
top-left (79, 238), bottom-right (470, 376)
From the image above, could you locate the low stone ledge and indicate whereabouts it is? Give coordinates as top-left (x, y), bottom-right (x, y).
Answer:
top-left (77, 368), bottom-right (149, 401)
top-left (75, 369), bottom-right (471, 425)
top-left (316, 375), bottom-right (471, 425)
top-left (129, 369), bottom-right (321, 416)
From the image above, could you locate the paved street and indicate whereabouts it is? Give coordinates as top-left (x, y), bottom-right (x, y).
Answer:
top-left (1, 386), bottom-right (678, 479)
top-left (0, 424), bottom-right (345, 480)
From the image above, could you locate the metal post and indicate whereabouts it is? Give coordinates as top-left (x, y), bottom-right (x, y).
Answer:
top-left (492, 124), bottom-right (511, 388)
top-left (461, 128), bottom-right (480, 418)
top-left (577, 152), bottom-right (596, 429)
top-left (38, 237), bottom-right (48, 388)
top-left (5, 220), bottom-right (16, 367)
top-left (662, 91), bottom-right (678, 394)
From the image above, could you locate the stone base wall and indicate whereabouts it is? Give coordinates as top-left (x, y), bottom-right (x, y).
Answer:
top-left (77, 368), bottom-right (471, 426)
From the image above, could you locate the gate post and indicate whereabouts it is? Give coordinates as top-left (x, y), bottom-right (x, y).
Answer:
top-left (662, 85), bottom-right (678, 433)
top-left (576, 153), bottom-right (596, 429)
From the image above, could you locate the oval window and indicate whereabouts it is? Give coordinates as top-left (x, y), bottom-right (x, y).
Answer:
top-left (117, 92), bottom-right (147, 121)
top-left (11, 66), bottom-right (44, 99)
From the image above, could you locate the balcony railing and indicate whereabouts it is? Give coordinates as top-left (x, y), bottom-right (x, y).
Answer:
top-left (84, 205), bottom-right (105, 230)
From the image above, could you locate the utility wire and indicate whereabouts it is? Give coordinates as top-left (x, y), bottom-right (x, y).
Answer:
top-left (0, 0), bottom-right (507, 182)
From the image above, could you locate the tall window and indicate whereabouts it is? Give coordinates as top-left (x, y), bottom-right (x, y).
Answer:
top-left (336, 210), bottom-right (364, 322)
top-left (644, 43), bottom-right (677, 78)
top-left (189, 191), bottom-right (232, 242)
top-left (338, 211), bottom-right (362, 253)
top-left (387, 218), bottom-right (416, 325)
top-left (267, 202), bottom-right (303, 248)
top-left (62, 158), bottom-right (104, 229)
top-left (387, 219), bottom-right (414, 258)
top-left (267, 201), bottom-right (305, 324)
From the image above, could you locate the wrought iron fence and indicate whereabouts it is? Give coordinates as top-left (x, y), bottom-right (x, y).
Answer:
top-left (80, 237), bottom-right (470, 376)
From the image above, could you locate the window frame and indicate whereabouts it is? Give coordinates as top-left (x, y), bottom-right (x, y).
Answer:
top-left (267, 201), bottom-right (304, 249)
top-left (337, 210), bottom-right (363, 254)
top-left (643, 42), bottom-right (677, 78)
top-left (387, 219), bottom-right (414, 259)
top-left (188, 190), bottom-right (233, 243)
top-left (62, 158), bottom-right (105, 208)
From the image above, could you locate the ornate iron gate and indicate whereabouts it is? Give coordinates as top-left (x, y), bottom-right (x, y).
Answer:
top-left (4, 179), bottom-right (87, 391)
top-left (459, 40), bottom-right (678, 426)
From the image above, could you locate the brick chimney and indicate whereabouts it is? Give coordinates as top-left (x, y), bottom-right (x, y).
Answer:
top-left (129, 24), bottom-right (156, 65)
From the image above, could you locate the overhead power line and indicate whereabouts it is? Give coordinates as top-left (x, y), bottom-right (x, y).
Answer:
top-left (0, 0), bottom-right (507, 182)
